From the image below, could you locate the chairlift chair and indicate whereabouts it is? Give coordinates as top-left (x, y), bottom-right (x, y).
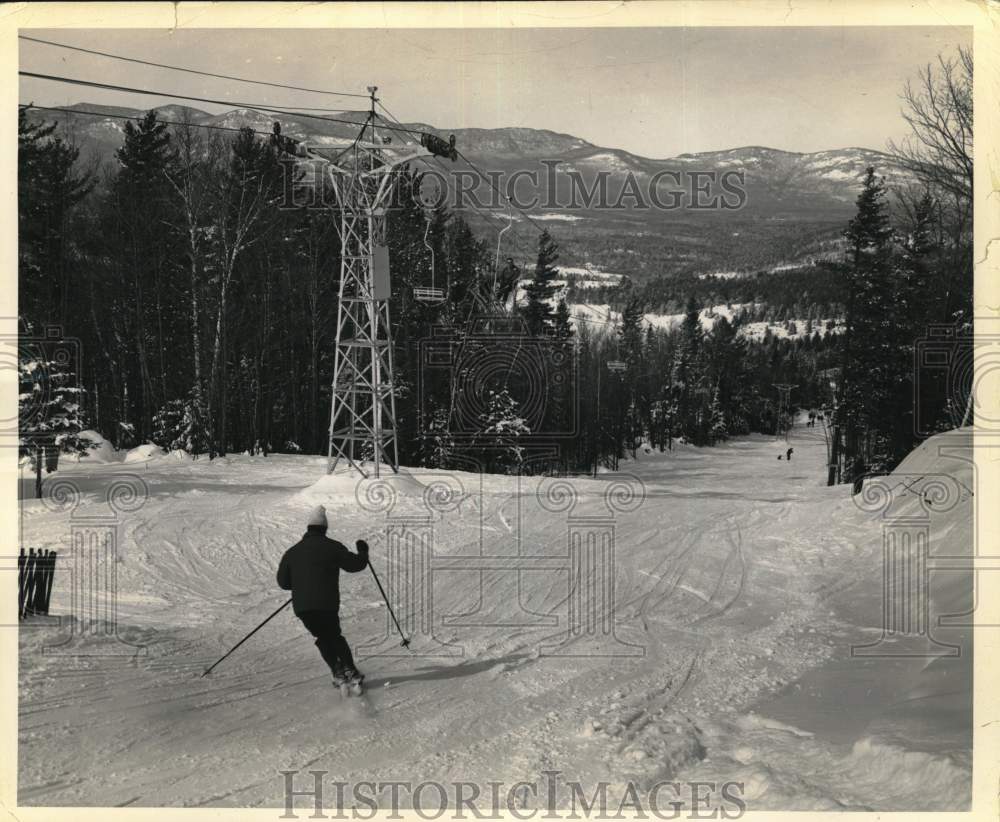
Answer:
top-left (607, 320), bottom-right (627, 372)
top-left (491, 198), bottom-right (514, 296)
top-left (413, 211), bottom-right (445, 304)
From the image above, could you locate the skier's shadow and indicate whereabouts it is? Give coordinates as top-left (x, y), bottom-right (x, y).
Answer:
top-left (364, 651), bottom-right (531, 688)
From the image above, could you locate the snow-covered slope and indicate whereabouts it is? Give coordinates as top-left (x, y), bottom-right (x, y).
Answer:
top-left (17, 427), bottom-right (971, 809)
top-left (569, 302), bottom-right (843, 340)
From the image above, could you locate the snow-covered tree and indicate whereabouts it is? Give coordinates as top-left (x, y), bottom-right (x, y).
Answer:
top-left (152, 391), bottom-right (210, 455)
top-left (709, 385), bottom-right (728, 443)
top-left (152, 399), bottom-right (185, 451)
top-left (19, 351), bottom-right (92, 498)
top-left (419, 403), bottom-right (454, 469)
top-left (477, 389), bottom-right (530, 473)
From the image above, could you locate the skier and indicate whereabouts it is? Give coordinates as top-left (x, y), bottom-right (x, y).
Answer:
top-left (277, 505), bottom-right (370, 695)
top-left (786, 447), bottom-right (794, 461)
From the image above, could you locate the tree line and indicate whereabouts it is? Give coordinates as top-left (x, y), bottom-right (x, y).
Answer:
top-left (15, 105), bottom-right (841, 482)
top-left (17, 47), bottom-right (971, 487)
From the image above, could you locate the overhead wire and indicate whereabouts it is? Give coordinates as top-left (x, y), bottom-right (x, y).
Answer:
top-left (374, 103), bottom-right (541, 262)
top-left (19, 71), bottom-right (537, 253)
top-left (21, 43), bottom-right (548, 240)
top-left (372, 104), bottom-right (555, 360)
top-left (18, 71), bottom-right (425, 139)
top-left (374, 100), bottom-right (547, 238)
top-left (18, 34), bottom-right (370, 100)
top-left (454, 147), bottom-right (547, 234)
top-left (22, 62), bottom-right (565, 307)
top-left (21, 53), bottom-right (606, 336)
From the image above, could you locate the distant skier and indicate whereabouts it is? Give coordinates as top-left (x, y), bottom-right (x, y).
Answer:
top-left (277, 505), bottom-right (369, 694)
top-left (786, 447), bottom-right (794, 461)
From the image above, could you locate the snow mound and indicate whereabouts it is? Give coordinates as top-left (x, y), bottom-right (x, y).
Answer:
top-left (76, 430), bottom-right (120, 463)
top-left (856, 428), bottom-right (974, 618)
top-left (295, 466), bottom-right (433, 512)
top-left (862, 426), bottom-right (972, 498)
top-left (123, 443), bottom-right (165, 463)
top-left (698, 711), bottom-right (970, 810)
top-left (843, 736), bottom-right (971, 808)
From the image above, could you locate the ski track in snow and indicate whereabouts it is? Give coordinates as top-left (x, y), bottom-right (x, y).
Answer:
top-left (16, 427), bottom-right (973, 810)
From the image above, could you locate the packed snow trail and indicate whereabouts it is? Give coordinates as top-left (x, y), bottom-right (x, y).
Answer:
top-left (17, 425), bottom-right (972, 809)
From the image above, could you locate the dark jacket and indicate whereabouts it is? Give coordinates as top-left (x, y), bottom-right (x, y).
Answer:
top-left (277, 526), bottom-right (368, 614)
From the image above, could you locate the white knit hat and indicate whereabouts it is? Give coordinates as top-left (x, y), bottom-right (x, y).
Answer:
top-left (307, 505), bottom-right (328, 528)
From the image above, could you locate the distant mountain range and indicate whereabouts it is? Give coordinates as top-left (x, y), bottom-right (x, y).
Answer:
top-left (24, 103), bottom-right (914, 280)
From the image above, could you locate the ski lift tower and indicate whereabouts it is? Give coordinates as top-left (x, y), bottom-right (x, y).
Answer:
top-left (279, 87), bottom-right (457, 477)
top-left (773, 382), bottom-right (797, 441)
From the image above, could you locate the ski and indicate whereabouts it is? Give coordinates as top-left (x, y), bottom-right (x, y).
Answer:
top-left (334, 675), bottom-right (365, 699)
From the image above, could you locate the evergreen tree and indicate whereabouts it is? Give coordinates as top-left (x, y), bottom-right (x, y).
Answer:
top-left (477, 389), bottom-right (530, 473)
top-left (18, 110), bottom-right (93, 327)
top-left (152, 391), bottom-right (210, 455)
top-left (152, 399), bottom-right (185, 451)
top-left (709, 385), bottom-right (728, 443)
top-left (549, 298), bottom-right (576, 461)
top-left (553, 299), bottom-right (574, 343)
top-left (836, 167), bottom-right (896, 483)
top-left (522, 230), bottom-right (560, 336)
top-left (618, 298), bottom-right (646, 455)
top-left (671, 296), bottom-right (704, 442)
top-left (445, 216), bottom-right (490, 320)
top-left (891, 191), bottom-right (942, 451)
top-left (418, 403), bottom-right (454, 469)
top-left (19, 349), bottom-right (93, 498)
top-left (179, 391), bottom-right (211, 456)
top-left (386, 169), bottom-right (453, 466)
top-left (110, 110), bottom-right (182, 443)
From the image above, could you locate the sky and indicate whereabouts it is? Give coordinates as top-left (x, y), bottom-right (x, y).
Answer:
top-left (19, 26), bottom-right (971, 158)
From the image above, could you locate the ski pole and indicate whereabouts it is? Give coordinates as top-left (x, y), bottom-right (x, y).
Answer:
top-left (201, 597), bottom-right (292, 677)
top-left (368, 561), bottom-right (410, 648)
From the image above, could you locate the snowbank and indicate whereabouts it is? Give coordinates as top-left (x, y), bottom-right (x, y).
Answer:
top-left (123, 443), bottom-right (165, 463)
top-left (694, 712), bottom-right (971, 811)
top-left (76, 430), bottom-right (120, 463)
top-left (295, 465), bottom-right (433, 511)
top-left (726, 427), bottom-right (975, 810)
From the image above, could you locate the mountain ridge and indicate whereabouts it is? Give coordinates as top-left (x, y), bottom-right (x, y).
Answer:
top-left (24, 102), bottom-right (911, 279)
top-left (36, 102), bottom-right (897, 177)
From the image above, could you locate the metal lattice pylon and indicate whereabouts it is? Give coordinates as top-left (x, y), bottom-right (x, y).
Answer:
top-left (279, 86), bottom-right (454, 477)
top-left (318, 88), bottom-right (442, 477)
top-left (773, 382), bottom-right (797, 441)
top-left (327, 199), bottom-right (398, 478)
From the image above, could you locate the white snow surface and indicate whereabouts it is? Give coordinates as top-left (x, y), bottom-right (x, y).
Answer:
top-left (570, 303), bottom-right (838, 340)
top-left (17, 427), bottom-right (972, 809)
top-left (532, 213), bottom-right (589, 222)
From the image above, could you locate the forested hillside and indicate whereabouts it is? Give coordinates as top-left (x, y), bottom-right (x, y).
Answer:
top-left (18, 47), bottom-right (972, 484)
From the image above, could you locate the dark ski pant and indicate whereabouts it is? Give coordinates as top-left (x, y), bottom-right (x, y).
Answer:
top-left (296, 610), bottom-right (358, 677)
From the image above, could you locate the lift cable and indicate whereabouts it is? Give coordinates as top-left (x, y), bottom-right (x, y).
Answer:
top-left (18, 34), bottom-right (370, 101)
top-left (453, 147), bottom-right (546, 234)
top-left (18, 71), bottom-right (425, 139)
top-left (374, 103), bottom-right (541, 260)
